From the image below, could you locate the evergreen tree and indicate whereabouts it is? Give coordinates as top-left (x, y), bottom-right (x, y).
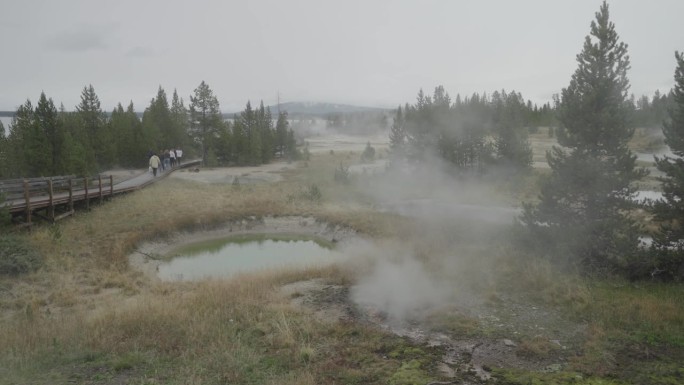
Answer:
top-left (58, 106), bottom-right (92, 175)
top-left (361, 141), bottom-right (376, 163)
top-left (493, 90), bottom-right (532, 170)
top-left (170, 89), bottom-right (189, 149)
top-left (284, 128), bottom-right (298, 161)
top-left (651, 51), bottom-right (684, 279)
top-left (153, 86), bottom-right (174, 146)
top-left (110, 102), bottom-right (145, 167)
top-left (76, 85), bottom-right (110, 169)
top-left (231, 116), bottom-right (248, 165)
top-left (189, 81), bottom-right (222, 165)
top-left (257, 101), bottom-right (275, 164)
top-left (522, 1), bottom-right (645, 272)
top-left (389, 105), bottom-right (406, 158)
top-left (8, 100), bottom-right (49, 176)
top-left (142, 86), bottom-right (174, 153)
top-left (34, 92), bottom-right (61, 175)
top-left (0, 120), bottom-right (6, 178)
top-left (275, 111), bottom-right (289, 157)
top-left (215, 120), bottom-right (233, 165)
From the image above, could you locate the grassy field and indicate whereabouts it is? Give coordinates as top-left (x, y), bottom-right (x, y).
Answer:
top-left (1, 147), bottom-right (683, 384)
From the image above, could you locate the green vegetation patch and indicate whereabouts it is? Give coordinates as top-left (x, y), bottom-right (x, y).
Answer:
top-left (0, 234), bottom-right (43, 275)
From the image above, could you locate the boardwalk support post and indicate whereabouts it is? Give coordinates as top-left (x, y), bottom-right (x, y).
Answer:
top-left (68, 178), bottom-right (74, 212)
top-left (98, 175), bottom-right (103, 204)
top-left (48, 178), bottom-right (55, 222)
top-left (84, 177), bottom-right (89, 210)
top-left (23, 179), bottom-right (31, 226)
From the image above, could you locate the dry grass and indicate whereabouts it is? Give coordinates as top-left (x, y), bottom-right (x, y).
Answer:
top-left (1, 150), bottom-right (684, 384)
top-left (0, 153), bottom-right (441, 383)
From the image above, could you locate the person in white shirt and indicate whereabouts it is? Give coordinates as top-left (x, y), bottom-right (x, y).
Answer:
top-left (176, 148), bottom-right (183, 166)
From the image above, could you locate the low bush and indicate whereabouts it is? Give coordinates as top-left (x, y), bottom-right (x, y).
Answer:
top-left (334, 163), bottom-right (350, 183)
top-left (0, 234), bottom-right (43, 275)
top-left (0, 193), bottom-right (10, 226)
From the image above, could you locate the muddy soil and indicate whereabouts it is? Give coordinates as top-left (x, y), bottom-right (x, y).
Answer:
top-left (280, 278), bottom-right (586, 382)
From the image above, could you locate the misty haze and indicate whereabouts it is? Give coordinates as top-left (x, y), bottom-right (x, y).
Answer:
top-left (1, 1), bottom-right (684, 384)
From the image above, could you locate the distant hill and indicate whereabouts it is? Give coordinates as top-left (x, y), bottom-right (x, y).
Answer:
top-left (225, 102), bottom-right (389, 118)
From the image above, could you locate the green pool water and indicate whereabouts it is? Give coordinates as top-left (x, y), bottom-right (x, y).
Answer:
top-left (157, 234), bottom-right (339, 281)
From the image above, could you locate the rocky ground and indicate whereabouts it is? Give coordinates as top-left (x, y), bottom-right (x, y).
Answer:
top-left (280, 277), bottom-right (586, 382)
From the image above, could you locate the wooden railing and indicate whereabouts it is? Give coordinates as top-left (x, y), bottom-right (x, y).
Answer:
top-left (0, 159), bottom-right (202, 228)
top-left (0, 174), bottom-right (114, 226)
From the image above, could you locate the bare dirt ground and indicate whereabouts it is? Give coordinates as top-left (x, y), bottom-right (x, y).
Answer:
top-left (280, 277), bottom-right (584, 382)
top-left (306, 132), bottom-right (389, 153)
top-left (169, 161), bottom-right (294, 184)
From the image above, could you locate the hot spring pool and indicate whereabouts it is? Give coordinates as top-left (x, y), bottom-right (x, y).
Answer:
top-left (157, 234), bottom-right (340, 281)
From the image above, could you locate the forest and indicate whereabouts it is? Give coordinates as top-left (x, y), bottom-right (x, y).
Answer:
top-left (0, 81), bottom-right (298, 179)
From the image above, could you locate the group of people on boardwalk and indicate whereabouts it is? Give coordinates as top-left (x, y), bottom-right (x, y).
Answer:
top-left (148, 148), bottom-right (183, 177)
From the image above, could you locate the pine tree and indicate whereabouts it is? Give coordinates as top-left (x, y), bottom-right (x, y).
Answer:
top-left (389, 105), bottom-right (406, 159)
top-left (58, 105), bottom-right (93, 175)
top-left (651, 51), bottom-right (684, 279)
top-left (170, 89), bottom-right (189, 149)
top-left (34, 92), bottom-right (61, 175)
top-left (0, 120), bottom-right (6, 178)
top-left (215, 121), bottom-right (232, 165)
top-left (110, 102), bottom-right (145, 167)
top-left (189, 81), bottom-right (222, 165)
top-left (76, 85), bottom-right (110, 169)
top-left (257, 101), bottom-right (274, 164)
top-left (275, 111), bottom-right (289, 157)
top-left (8, 100), bottom-right (48, 176)
top-left (142, 87), bottom-right (174, 154)
top-left (493, 91), bottom-right (532, 170)
top-left (522, 1), bottom-right (646, 272)
top-left (285, 128), bottom-right (297, 161)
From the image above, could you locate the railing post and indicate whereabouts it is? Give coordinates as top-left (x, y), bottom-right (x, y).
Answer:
top-left (68, 178), bottom-right (74, 212)
top-left (109, 175), bottom-right (114, 196)
top-left (23, 179), bottom-right (31, 226)
top-left (84, 177), bottom-right (89, 210)
top-left (98, 175), bottom-right (103, 204)
top-left (48, 178), bottom-right (55, 222)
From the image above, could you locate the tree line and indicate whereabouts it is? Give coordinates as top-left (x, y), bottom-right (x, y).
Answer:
top-left (0, 81), bottom-right (298, 179)
top-left (389, 1), bottom-right (684, 280)
top-left (389, 86), bottom-right (550, 173)
top-left (388, 85), bottom-right (672, 176)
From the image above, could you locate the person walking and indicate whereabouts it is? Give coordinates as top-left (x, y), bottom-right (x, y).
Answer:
top-left (149, 153), bottom-right (161, 177)
top-left (163, 149), bottom-right (170, 170)
top-left (175, 147), bottom-right (183, 166)
top-left (170, 148), bottom-right (177, 167)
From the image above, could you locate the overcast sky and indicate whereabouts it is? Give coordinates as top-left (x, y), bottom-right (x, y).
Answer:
top-left (1, 0), bottom-right (683, 113)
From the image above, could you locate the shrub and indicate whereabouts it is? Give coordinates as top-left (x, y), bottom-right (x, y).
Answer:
top-left (0, 234), bottom-right (43, 275)
top-left (334, 163), bottom-right (350, 183)
top-left (302, 184), bottom-right (322, 203)
top-left (0, 193), bottom-right (10, 226)
top-left (361, 141), bottom-right (375, 163)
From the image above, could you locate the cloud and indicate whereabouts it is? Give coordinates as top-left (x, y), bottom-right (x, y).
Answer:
top-left (45, 25), bottom-right (111, 52)
top-left (125, 46), bottom-right (154, 58)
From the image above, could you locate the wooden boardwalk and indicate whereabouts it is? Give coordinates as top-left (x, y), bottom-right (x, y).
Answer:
top-left (1, 160), bottom-right (200, 226)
